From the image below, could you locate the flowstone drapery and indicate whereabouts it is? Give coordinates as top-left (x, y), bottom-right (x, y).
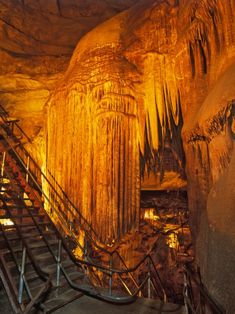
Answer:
top-left (46, 41), bottom-right (141, 243)
top-left (46, 4), bottom-right (235, 309)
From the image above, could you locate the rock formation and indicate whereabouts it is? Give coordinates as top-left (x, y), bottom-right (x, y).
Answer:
top-left (0, 0), bottom-right (136, 158)
top-left (0, 0), bottom-right (235, 312)
top-left (46, 0), bottom-right (235, 311)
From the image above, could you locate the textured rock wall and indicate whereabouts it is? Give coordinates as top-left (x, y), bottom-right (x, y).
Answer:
top-left (46, 0), bottom-right (235, 310)
top-left (46, 1), bottom-right (186, 243)
top-left (46, 15), bottom-right (141, 243)
top-left (0, 0), bottom-right (136, 160)
top-left (179, 1), bottom-right (235, 311)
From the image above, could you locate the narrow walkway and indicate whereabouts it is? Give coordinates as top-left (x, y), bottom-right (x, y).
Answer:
top-left (55, 296), bottom-right (185, 314)
top-left (0, 279), bottom-right (14, 314)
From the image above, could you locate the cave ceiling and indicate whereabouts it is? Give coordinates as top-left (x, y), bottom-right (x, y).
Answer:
top-left (0, 0), bottom-right (136, 139)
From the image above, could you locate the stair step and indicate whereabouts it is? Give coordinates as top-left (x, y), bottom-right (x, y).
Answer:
top-left (0, 239), bottom-right (58, 257)
top-left (6, 259), bottom-right (34, 272)
top-left (0, 214), bottom-right (46, 219)
top-left (1, 222), bottom-right (51, 230)
top-left (0, 136), bottom-right (94, 314)
top-left (43, 259), bottom-right (76, 274)
top-left (1, 246), bottom-right (24, 256)
top-left (0, 230), bottom-right (55, 241)
top-left (42, 289), bottom-right (83, 313)
top-left (19, 222), bottom-right (51, 227)
top-left (27, 239), bottom-right (58, 250)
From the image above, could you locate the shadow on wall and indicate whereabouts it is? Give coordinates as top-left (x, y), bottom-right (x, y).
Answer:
top-left (197, 142), bottom-right (235, 314)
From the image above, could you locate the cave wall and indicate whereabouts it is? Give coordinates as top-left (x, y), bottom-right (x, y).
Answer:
top-left (46, 0), bottom-right (235, 309)
top-left (46, 13), bottom-right (141, 243)
top-left (0, 0), bottom-right (233, 308)
top-left (0, 0), bottom-right (136, 161)
top-left (46, 1), bottom-right (185, 243)
top-left (204, 141), bottom-right (235, 313)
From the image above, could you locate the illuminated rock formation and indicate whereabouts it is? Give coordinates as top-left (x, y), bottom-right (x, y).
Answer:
top-left (46, 0), bottom-right (235, 310)
top-left (46, 14), bottom-right (141, 243)
top-left (46, 1), bottom-right (185, 243)
top-left (0, 0), bottom-right (136, 145)
top-left (0, 0), bottom-right (234, 311)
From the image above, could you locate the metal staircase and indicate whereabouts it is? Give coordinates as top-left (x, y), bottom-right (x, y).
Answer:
top-left (0, 105), bottom-right (225, 314)
top-left (0, 154), bottom-right (85, 313)
top-left (0, 106), bottom-right (168, 313)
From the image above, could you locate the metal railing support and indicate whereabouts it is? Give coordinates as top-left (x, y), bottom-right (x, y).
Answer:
top-left (56, 240), bottom-right (62, 287)
top-left (26, 156), bottom-right (30, 183)
top-left (0, 106), bottom-right (172, 305)
top-left (147, 259), bottom-right (151, 299)
top-left (1, 151), bottom-right (6, 177)
top-left (184, 272), bottom-right (191, 314)
top-left (18, 247), bottom-right (26, 304)
top-left (109, 254), bottom-right (113, 296)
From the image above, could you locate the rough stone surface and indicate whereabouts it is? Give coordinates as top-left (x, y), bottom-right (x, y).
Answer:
top-left (0, 0), bottom-right (235, 312)
top-left (54, 295), bottom-right (185, 314)
top-left (0, 0), bottom-right (136, 144)
top-left (46, 1), bottom-right (235, 311)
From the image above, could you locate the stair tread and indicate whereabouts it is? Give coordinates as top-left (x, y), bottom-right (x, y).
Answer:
top-left (0, 230), bottom-right (55, 240)
top-left (1, 222), bottom-right (51, 229)
top-left (42, 289), bottom-right (83, 312)
top-left (0, 214), bottom-right (46, 219)
top-left (27, 239), bottom-right (58, 249)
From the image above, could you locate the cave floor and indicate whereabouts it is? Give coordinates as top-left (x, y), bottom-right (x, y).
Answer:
top-left (51, 295), bottom-right (186, 314)
top-left (1, 280), bottom-right (186, 314)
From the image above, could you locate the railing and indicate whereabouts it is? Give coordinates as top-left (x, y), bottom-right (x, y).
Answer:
top-left (0, 210), bottom-right (52, 313)
top-left (0, 105), bottom-right (168, 303)
top-left (0, 105), bottom-right (107, 247)
top-left (1, 163), bottom-right (166, 304)
top-left (183, 265), bottom-right (226, 314)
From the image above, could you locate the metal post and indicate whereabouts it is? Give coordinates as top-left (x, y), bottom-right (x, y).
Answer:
top-left (26, 156), bottom-right (30, 183)
top-left (18, 247), bottom-right (26, 304)
top-left (1, 151), bottom-right (6, 177)
top-left (183, 272), bottom-right (189, 314)
top-left (11, 121), bottom-right (14, 133)
top-left (56, 240), bottom-right (62, 287)
top-left (84, 237), bottom-right (87, 262)
top-left (83, 236), bottom-right (89, 277)
top-left (109, 254), bottom-right (113, 296)
top-left (147, 259), bottom-right (151, 299)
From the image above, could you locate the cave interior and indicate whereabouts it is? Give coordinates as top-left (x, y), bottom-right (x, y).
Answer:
top-left (0, 0), bottom-right (234, 313)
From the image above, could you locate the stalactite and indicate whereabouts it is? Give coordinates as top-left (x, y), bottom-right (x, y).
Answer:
top-left (44, 0), bottom-right (235, 247)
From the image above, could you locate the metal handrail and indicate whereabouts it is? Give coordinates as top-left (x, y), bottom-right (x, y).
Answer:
top-left (0, 105), bottom-right (31, 143)
top-left (0, 106), bottom-right (168, 303)
top-left (0, 198), bottom-right (52, 313)
top-left (0, 106), bottom-right (100, 242)
top-left (0, 107), bottom-right (148, 256)
top-left (2, 157), bottom-right (167, 304)
top-left (112, 251), bottom-right (140, 291)
top-left (0, 111), bottom-right (144, 257)
top-left (183, 265), bottom-right (226, 314)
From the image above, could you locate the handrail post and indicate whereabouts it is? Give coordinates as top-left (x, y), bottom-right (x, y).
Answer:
top-left (18, 247), bottom-right (26, 304)
top-left (84, 236), bottom-right (88, 276)
top-left (1, 151), bottom-right (6, 177)
top-left (183, 272), bottom-right (190, 314)
top-left (109, 254), bottom-right (113, 296)
top-left (26, 156), bottom-right (30, 183)
top-left (56, 240), bottom-right (62, 287)
top-left (147, 258), bottom-right (151, 299)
